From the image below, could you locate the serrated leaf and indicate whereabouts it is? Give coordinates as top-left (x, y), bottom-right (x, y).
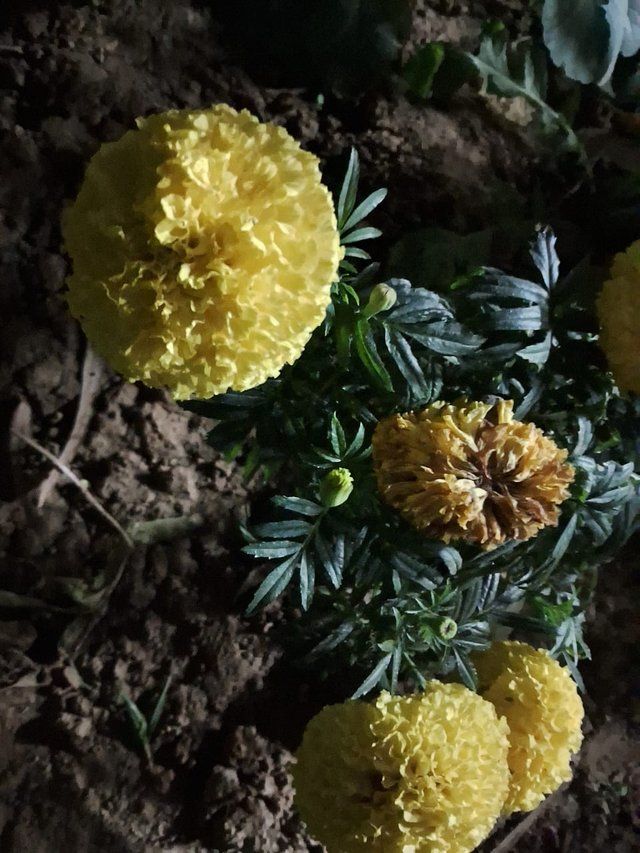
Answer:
top-left (438, 546), bottom-right (462, 575)
top-left (470, 34), bottom-right (581, 150)
top-left (271, 496), bottom-right (323, 516)
top-left (307, 622), bottom-right (355, 659)
top-left (253, 520), bottom-right (313, 539)
top-left (406, 320), bottom-right (485, 356)
top-left (242, 541), bottom-right (301, 559)
top-left (574, 416), bottom-right (594, 456)
top-left (330, 412), bottom-right (347, 456)
top-left (514, 380), bottom-right (544, 419)
top-left (486, 305), bottom-right (546, 331)
top-left (454, 648), bottom-right (478, 690)
top-left (315, 532), bottom-right (344, 588)
top-left (530, 227), bottom-right (560, 289)
top-left (390, 552), bottom-right (442, 588)
top-left (518, 332), bottom-right (552, 365)
top-left (470, 272), bottom-right (549, 304)
top-left (346, 422), bottom-right (366, 456)
top-left (299, 551), bottom-right (315, 611)
top-left (384, 327), bottom-right (429, 398)
top-left (246, 555), bottom-right (298, 613)
top-left (352, 653), bottom-right (393, 699)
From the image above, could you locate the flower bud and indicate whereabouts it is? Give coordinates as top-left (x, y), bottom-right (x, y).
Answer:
top-left (319, 468), bottom-right (354, 508)
top-left (438, 617), bottom-right (458, 640)
top-left (361, 283), bottom-right (397, 319)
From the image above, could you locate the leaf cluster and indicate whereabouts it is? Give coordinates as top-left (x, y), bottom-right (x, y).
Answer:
top-left (189, 152), bottom-right (640, 697)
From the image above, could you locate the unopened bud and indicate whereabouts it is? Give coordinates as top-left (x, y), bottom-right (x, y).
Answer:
top-left (361, 283), bottom-right (397, 319)
top-left (438, 617), bottom-right (458, 640)
top-left (319, 468), bottom-right (354, 508)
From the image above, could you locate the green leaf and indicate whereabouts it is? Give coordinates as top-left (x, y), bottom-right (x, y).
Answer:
top-left (307, 622), bottom-right (355, 659)
top-left (341, 226), bottom-right (382, 244)
top-left (486, 305), bottom-right (546, 332)
top-left (272, 496), bottom-right (323, 516)
top-left (338, 148), bottom-right (360, 227)
top-left (404, 42), bottom-right (446, 99)
top-left (354, 320), bottom-right (394, 391)
top-left (148, 675), bottom-right (172, 737)
top-left (469, 272), bottom-right (549, 304)
top-left (315, 532), bottom-right (345, 588)
top-left (542, 0), bottom-right (628, 85)
top-left (346, 422), bottom-right (366, 457)
top-left (246, 555), bottom-right (299, 613)
top-left (469, 34), bottom-right (581, 152)
top-left (120, 693), bottom-right (149, 750)
top-left (406, 320), bottom-right (484, 357)
top-left (341, 188), bottom-right (388, 234)
top-left (383, 328), bottom-right (429, 398)
top-left (622, 0), bottom-right (640, 55)
top-left (299, 551), bottom-right (315, 611)
top-left (253, 520), bottom-right (314, 539)
top-left (518, 332), bottom-right (552, 365)
top-left (352, 653), bottom-right (393, 699)
top-left (454, 648), bottom-right (478, 690)
top-left (330, 412), bottom-right (347, 456)
top-left (530, 227), bottom-right (560, 290)
top-left (242, 541), bottom-right (301, 558)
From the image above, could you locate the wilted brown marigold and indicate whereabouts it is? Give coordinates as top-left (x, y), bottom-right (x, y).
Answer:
top-left (372, 399), bottom-right (574, 549)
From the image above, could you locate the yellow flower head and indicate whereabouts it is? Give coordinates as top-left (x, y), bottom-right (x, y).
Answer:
top-left (372, 399), bottom-right (574, 549)
top-left (63, 105), bottom-right (342, 400)
top-left (597, 240), bottom-right (640, 394)
top-left (293, 683), bottom-right (510, 853)
top-left (475, 640), bottom-right (584, 814)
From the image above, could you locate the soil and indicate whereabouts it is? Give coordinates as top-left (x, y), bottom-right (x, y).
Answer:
top-left (1, 1), bottom-right (638, 851)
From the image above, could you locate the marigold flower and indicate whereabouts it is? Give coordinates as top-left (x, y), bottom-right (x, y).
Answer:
top-left (63, 105), bottom-right (342, 400)
top-left (597, 240), bottom-right (640, 394)
top-left (372, 399), bottom-right (574, 549)
top-left (475, 640), bottom-right (584, 814)
top-left (293, 682), bottom-right (510, 852)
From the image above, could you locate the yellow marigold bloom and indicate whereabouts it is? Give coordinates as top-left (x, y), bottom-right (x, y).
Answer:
top-left (475, 640), bottom-right (584, 815)
top-left (372, 399), bottom-right (574, 549)
top-left (63, 105), bottom-right (342, 400)
top-left (293, 683), bottom-right (510, 853)
top-left (597, 240), bottom-right (640, 394)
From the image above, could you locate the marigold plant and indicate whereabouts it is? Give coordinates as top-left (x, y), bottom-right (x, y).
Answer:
top-left (293, 683), bottom-right (510, 853)
top-left (597, 239), bottom-right (640, 394)
top-left (63, 105), bottom-right (341, 399)
top-left (372, 399), bottom-right (575, 549)
top-left (475, 640), bottom-right (584, 814)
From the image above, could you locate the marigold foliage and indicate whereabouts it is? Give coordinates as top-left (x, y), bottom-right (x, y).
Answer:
top-left (293, 683), bottom-right (510, 853)
top-left (597, 240), bottom-right (640, 394)
top-left (63, 105), bottom-right (341, 400)
top-left (372, 399), bottom-right (575, 549)
top-left (475, 640), bottom-right (584, 814)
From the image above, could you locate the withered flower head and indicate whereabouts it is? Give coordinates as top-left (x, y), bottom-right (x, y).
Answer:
top-left (372, 399), bottom-right (574, 549)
